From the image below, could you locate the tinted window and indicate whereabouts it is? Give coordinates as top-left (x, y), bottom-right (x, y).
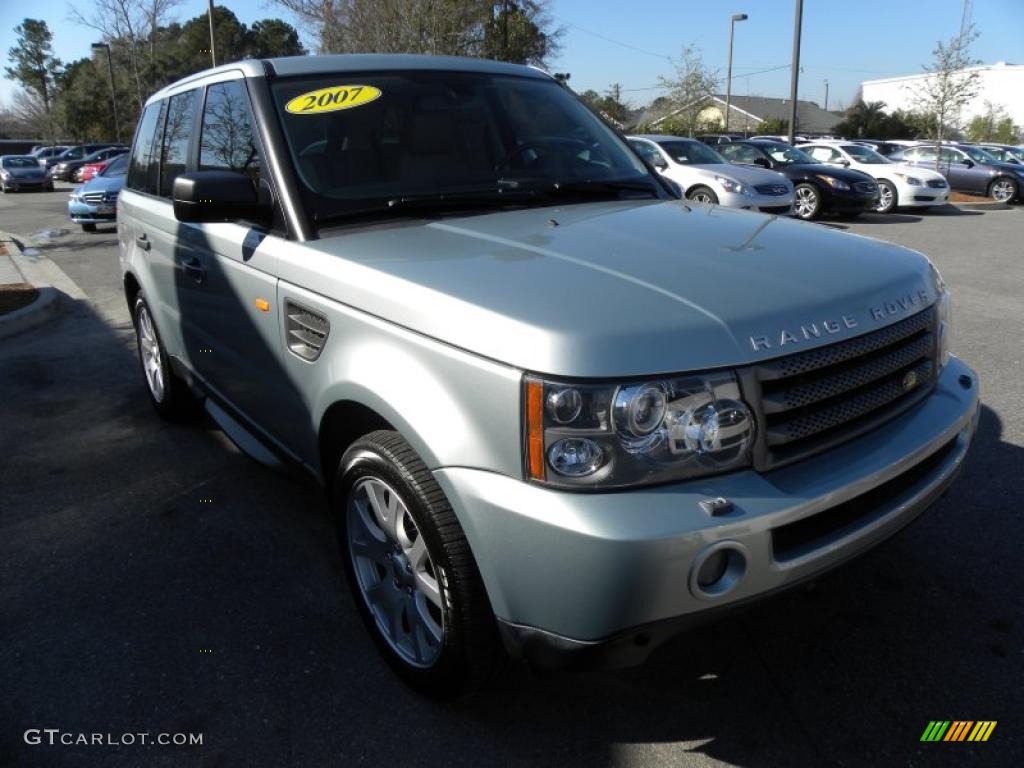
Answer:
top-left (657, 140), bottom-right (725, 164)
top-left (720, 144), bottom-right (762, 164)
top-left (629, 140), bottom-right (663, 165)
top-left (127, 101), bottom-right (165, 194)
top-left (159, 89), bottom-right (198, 198)
top-left (199, 80), bottom-right (261, 184)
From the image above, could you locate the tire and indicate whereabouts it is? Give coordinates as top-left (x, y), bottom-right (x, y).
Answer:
top-left (989, 177), bottom-right (1018, 203)
top-left (82, 223), bottom-right (97, 233)
top-left (132, 291), bottom-right (198, 421)
top-left (686, 185), bottom-right (719, 204)
top-left (335, 430), bottom-right (502, 699)
top-left (875, 179), bottom-right (897, 213)
top-left (793, 183), bottom-right (822, 220)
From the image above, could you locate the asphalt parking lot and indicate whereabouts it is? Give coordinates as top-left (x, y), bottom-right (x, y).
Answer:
top-left (1, 189), bottom-right (1022, 767)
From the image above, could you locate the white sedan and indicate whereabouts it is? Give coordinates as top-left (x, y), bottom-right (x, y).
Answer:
top-left (628, 135), bottom-right (794, 214)
top-left (799, 141), bottom-right (950, 213)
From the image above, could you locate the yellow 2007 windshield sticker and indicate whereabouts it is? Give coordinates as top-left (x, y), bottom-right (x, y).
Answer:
top-left (285, 85), bottom-right (382, 115)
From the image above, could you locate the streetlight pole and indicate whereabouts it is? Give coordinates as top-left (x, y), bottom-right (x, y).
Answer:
top-left (207, 0), bottom-right (217, 67)
top-left (823, 78), bottom-right (829, 111)
top-left (724, 13), bottom-right (748, 133)
top-left (91, 43), bottom-right (121, 144)
top-left (787, 0), bottom-right (803, 145)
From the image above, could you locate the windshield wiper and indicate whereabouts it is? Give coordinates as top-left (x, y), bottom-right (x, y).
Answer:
top-left (314, 188), bottom-right (546, 226)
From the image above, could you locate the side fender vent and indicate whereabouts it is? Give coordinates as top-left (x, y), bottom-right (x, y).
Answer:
top-left (285, 300), bottom-right (329, 361)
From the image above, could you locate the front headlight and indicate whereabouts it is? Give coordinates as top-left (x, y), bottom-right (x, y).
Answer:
top-left (524, 372), bottom-right (755, 489)
top-left (816, 174), bottom-right (850, 190)
top-left (0, 171), bottom-right (10, 180)
top-left (893, 172), bottom-right (922, 186)
top-left (714, 175), bottom-right (748, 195)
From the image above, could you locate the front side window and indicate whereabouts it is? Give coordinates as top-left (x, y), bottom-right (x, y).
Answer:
top-left (629, 140), bottom-right (663, 165)
top-left (806, 146), bottom-right (841, 163)
top-left (127, 101), bottom-right (164, 194)
top-left (719, 144), bottom-right (762, 164)
top-left (960, 145), bottom-right (997, 164)
top-left (761, 144), bottom-right (816, 165)
top-left (271, 71), bottom-right (654, 226)
top-left (842, 144), bottom-right (889, 164)
top-left (656, 140), bottom-right (725, 165)
top-left (199, 80), bottom-right (261, 184)
top-left (159, 89), bottom-right (198, 198)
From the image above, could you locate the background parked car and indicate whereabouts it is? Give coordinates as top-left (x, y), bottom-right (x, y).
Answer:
top-left (628, 134), bottom-right (794, 214)
top-left (67, 153), bottom-right (127, 232)
top-left (50, 144), bottom-right (125, 180)
top-left (719, 140), bottom-right (878, 220)
top-left (889, 143), bottom-right (1024, 202)
top-left (31, 145), bottom-right (70, 168)
top-left (800, 140), bottom-right (950, 213)
top-left (696, 134), bottom-right (744, 146)
top-left (1, 155), bottom-right (55, 192)
top-left (73, 148), bottom-right (128, 182)
top-left (974, 143), bottom-right (1024, 164)
top-left (849, 140), bottom-right (907, 157)
top-left (78, 152), bottom-right (127, 183)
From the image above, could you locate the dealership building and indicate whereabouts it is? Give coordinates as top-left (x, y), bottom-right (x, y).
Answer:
top-left (861, 62), bottom-right (1024, 126)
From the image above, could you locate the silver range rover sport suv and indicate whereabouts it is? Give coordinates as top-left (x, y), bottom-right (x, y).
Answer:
top-left (119, 55), bottom-right (979, 698)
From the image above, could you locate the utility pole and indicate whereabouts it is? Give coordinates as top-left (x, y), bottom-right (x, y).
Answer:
top-left (91, 43), bottom-right (122, 143)
top-left (823, 78), bottom-right (829, 111)
top-left (787, 0), bottom-right (803, 144)
top-left (724, 13), bottom-right (748, 132)
top-left (207, 0), bottom-right (217, 67)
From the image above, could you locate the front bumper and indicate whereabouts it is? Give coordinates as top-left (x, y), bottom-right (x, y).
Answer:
top-left (68, 200), bottom-right (117, 224)
top-left (3, 178), bottom-right (52, 191)
top-left (433, 357), bottom-right (979, 669)
top-left (897, 182), bottom-right (949, 207)
top-left (718, 189), bottom-right (794, 215)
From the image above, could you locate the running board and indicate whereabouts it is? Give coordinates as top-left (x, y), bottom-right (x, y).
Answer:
top-left (205, 398), bottom-right (285, 471)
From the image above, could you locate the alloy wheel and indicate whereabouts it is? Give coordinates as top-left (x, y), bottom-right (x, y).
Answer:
top-left (347, 477), bottom-right (445, 668)
top-left (794, 186), bottom-right (818, 219)
top-left (876, 182), bottom-right (894, 212)
top-left (991, 179), bottom-right (1015, 202)
top-left (136, 305), bottom-right (165, 402)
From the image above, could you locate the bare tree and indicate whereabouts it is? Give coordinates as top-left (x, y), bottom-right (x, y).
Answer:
top-left (911, 23), bottom-right (981, 169)
top-left (67, 0), bottom-right (182, 109)
top-left (654, 45), bottom-right (718, 136)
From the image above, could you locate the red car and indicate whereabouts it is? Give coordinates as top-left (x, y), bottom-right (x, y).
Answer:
top-left (77, 153), bottom-right (126, 182)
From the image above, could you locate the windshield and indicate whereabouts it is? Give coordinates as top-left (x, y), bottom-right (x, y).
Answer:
top-left (961, 145), bottom-right (999, 163)
top-left (760, 143), bottom-right (816, 165)
top-left (101, 154), bottom-right (128, 176)
top-left (271, 71), bottom-right (655, 222)
top-left (841, 144), bottom-right (890, 164)
top-left (656, 140), bottom-right (725, 165)
top-left (3, 156), bottom-right (38, 169)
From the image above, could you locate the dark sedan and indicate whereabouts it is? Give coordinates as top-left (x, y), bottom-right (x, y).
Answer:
top-left (50, 144), bottom-right (127, 181)
top-left (1, 155), bottom-right (54, 192)
top-left (718, 140), bottom-right (879, 220)
top-left (890, 143), bottom-right (1024, 202)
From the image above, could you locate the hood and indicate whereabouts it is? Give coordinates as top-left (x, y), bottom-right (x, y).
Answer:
top-left (79, 173), bottom-right (125, 194)
top-left (4, 166), bottom-right (46, 179)
top-left (285, 201), bottom-right (938, 377)
top-left (784, 164), bottom-right (875, 183)
top-left (692, 162), bottom-right (790, 186)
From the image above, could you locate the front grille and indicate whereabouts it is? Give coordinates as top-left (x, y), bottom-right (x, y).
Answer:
top-left (83, 191), bottom-right (118, 204)
top-left (853, 181), bottom-right (878, 194)
top-left (743, 306), bottom-right (937, 470)
top-left (755, 184), bottom-right (790, 196)
top-left (926, 178), bottom-right (947, 188)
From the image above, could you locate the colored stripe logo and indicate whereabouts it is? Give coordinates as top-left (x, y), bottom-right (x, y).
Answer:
top-left (921, 721), bottom-right (997, 742)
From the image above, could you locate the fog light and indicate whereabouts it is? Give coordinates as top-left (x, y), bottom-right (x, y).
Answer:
top-left (689, 542), bottom-right (748, 599)
top-left (547, 438), bottom-right (603, 477)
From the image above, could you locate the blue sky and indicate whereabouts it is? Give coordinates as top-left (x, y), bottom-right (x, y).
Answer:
top-left (2, 0), bottom-right (1022, 109)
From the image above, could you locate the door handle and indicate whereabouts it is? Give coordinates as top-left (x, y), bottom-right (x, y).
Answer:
top-left (182, 257), bottom-right (206, 284)
top-left (135, 233), bottom-right (151, 251)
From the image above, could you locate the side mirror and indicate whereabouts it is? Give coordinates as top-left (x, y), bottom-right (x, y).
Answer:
top-left (752, 156), bottom-right (771, 168)
top-left (652, 157), bottom-right (668, 170)
top-left (173, 171), bottom-right (271, 224)
top-left (962, 159), bottom-right (974, 167)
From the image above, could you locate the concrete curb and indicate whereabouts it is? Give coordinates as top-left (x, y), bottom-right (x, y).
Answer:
top-left (0, 230), bottom-right (85, 340)
top-left (948, 199), bottom-right (1014, 211)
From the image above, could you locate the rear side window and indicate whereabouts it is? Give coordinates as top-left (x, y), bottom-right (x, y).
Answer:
top-left (127, 101), bottom-right (165, 194)
top-left (160, 89), bottom-right (199, 198)
top-left (199, 80), bottom-right (261, 185)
